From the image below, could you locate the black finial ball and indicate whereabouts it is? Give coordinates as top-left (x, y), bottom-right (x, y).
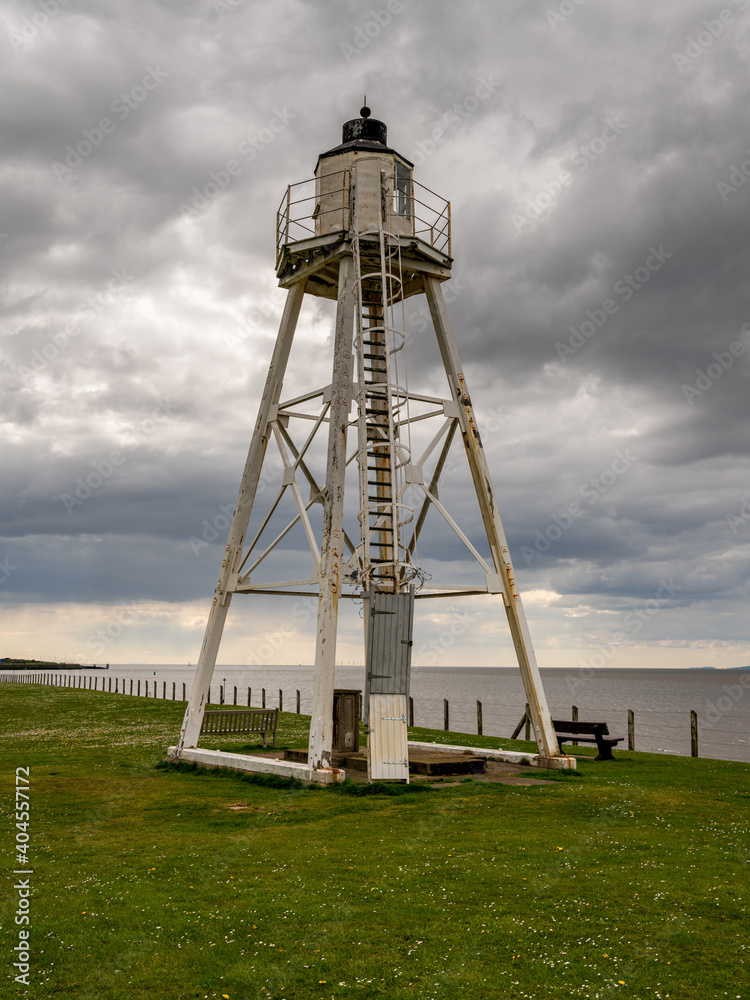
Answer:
top-left (360, 105), bottom-right (371, 119)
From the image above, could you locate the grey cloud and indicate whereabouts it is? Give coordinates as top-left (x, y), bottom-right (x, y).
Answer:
top-left (1, 0), bottom-right (749, 665)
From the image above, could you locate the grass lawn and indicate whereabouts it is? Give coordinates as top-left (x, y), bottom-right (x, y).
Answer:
top-left (1, 683), bottom-right (748, 999)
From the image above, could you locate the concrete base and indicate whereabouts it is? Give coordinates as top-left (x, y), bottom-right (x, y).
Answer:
top-left (407, 741), bottom-right (577, 770)
top-left (167, 747), bottom-right (345, 785)
top-left (286, 747), bottom-right (489, 776)
top-left (536, 755), bottom-right (578, 770)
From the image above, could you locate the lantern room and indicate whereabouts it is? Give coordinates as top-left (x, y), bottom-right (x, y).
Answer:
top-left (313, 105), bottom-right (414, 239)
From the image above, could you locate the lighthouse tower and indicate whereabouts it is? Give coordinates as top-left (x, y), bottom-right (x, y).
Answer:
top-left (172, 106), bottom-right (565, 782)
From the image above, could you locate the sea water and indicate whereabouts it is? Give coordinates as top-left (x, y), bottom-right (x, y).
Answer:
top-left (66, 664), bottom-right (750, 764)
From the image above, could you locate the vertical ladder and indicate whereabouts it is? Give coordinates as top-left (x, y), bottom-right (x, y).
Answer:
top-left (351, 161), bottom-right (417, 781)
top-left (352, 173), bottom-right (415, 594)
top-left (360, 300), bottom-right (398, 592)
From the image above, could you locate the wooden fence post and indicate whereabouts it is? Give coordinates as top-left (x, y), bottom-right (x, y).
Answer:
top-left (233, 686), bottom-right (237, 706)
top-left (262, 688), bottom-right (266, 709)
top-left (172, 682), bottom-right (176, 701)
top-left (182, 682), bottom-right (186, 700)
top-left (571, 705), bottom-right (578, 746)
top-left (279, 689), bottom-right (283, 712)
top-left (248, 686), bottom-right (252, 707)
top-left (476, 700), bottom-right (483, 736)
top-left (628, 709), bottom-right (635, 750)
top-left (691, 710), bottom-right (698, 757)
top-left (511, 708), bottom-right (526, 739)
top-left (443, 699), bottom-right (449, 731)
top-left (409, 696), bottom-right (414, 727)
top-left (296, 689), bottom-right (300, 714)
top-left (524, 703), bottom-right (531, 741)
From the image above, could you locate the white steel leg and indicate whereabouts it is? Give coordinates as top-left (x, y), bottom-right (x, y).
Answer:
top-left (177, 281), bottom-right (306, 752)
top-left (424, 277), bottom-right (561, 760)
top-left (308, 255), bottom-right (356, 772)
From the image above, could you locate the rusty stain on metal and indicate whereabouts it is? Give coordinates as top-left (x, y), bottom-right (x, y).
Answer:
top-left (484, 476), bottom-right (495, 514)
top-left (457, 373), bottom-right (482, 442)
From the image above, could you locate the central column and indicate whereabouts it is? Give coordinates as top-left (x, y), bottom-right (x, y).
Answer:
top-left (308, 254), bottom-right (357, 772)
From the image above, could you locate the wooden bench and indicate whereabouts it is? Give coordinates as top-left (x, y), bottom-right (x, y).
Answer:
top-left (200, 708), bottom-right (278, 748)
top-left (552, 719), bottom-right (624, 761)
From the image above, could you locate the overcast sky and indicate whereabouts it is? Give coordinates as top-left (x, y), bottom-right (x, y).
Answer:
top-left (1, 0), bottom-right (749, 670)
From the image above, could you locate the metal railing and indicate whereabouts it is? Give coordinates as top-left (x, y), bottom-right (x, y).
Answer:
top-left (409, 178), bottom-right (451, 256)
top-left (276, 168), bottom-right (451, 261)
top-left (275, 168), bottom-right (351, 256)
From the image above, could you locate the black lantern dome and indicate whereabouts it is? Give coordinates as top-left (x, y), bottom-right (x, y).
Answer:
top-left (317, 103), bottom-right (412, 166)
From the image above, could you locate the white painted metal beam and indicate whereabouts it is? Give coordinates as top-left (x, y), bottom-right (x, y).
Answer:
top-left (407, 742), bottom-right (576, 769)
top-left (308, 254), bottom-right (357, 773)
top-left (169, 747), bottom-right (345, 784)
top-left (275, 420), bottom-right (359, 560)
top-left (176, 280), bottom-right (305, 752)
top-left (423, 277), bottom-right (562, 761)
top-left (421, 484), bottom-right (494, 575)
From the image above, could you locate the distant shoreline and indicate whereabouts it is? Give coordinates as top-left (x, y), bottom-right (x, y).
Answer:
top-left (0, 659), bottom-right (105, 669)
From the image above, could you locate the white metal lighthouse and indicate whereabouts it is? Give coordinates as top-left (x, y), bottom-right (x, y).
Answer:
top-left (171, 105), bottom-right (566, 782)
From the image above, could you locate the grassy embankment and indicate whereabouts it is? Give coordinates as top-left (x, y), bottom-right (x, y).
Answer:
top-left (0, 683), bottom-right (748, 1000)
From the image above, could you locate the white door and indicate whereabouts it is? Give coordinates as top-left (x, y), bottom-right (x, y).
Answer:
top-left (368, 693), bottom-right (409, 781)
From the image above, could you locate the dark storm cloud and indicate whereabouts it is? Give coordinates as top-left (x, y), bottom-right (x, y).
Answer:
top-left (1, 0), bottom-right (749, 662)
